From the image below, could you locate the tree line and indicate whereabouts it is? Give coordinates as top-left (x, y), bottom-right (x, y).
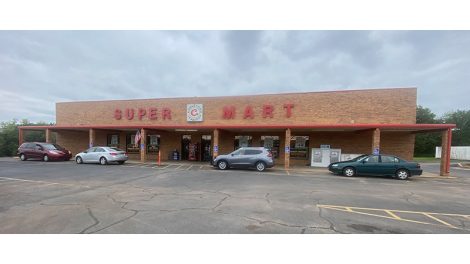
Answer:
top-left (415, 106), bottom-right (470, 157)
top-left (1, 107), bottom-right (469, 157)
top-left (0, 119), bottom-right (53, 157)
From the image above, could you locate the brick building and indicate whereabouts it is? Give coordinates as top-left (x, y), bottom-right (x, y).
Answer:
top-left (19, 87), bottom-right (455, 175)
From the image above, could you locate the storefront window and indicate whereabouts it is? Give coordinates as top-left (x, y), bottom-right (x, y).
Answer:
top-left (107, 134), bottom-right (120, 148)
top-left (126, 134), bottom-right (140, 153)
top-left (147, 134), bottom-right (160, 153)
top-left (234, 136), bottom-right (252, 150)
top-left (290, 136), bottom-right (310, 159)
top-left (261, 136), bottom-right (280, 158)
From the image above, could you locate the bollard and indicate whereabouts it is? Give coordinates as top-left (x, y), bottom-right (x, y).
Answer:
top-left (158, 150), bottom-right (161, 166)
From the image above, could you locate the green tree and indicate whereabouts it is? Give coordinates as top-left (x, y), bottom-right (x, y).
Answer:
top-left (443, 110), bottom-right (470, 146)
top-left (0, 119), bottom-right (53, 157)
top-left (414, 106), bottom-right (442, 157)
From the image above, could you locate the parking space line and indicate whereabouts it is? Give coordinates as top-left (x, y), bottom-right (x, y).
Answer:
top-left (422, 213), bottom-right (457, 229)
top-left (385, 210), bottom-right (402, 220)
top-left (0, 176), bottom-right (89, 188)
top-left (318, 204), bottom-right (469, 231)
top-left (186, 165), bottom-right (193, 170)
top-left (174, 165), bottom-right (183, 170)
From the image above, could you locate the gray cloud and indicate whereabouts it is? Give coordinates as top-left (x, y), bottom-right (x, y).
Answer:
top-left (0, 30), bottom-right (469, 123)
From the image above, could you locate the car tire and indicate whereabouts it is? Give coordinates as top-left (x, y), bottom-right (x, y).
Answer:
top-left (76, 156), bottom-right (83, 164)
top-left (100, 157), bottom-right (108, 165)
top-left (43, 155), bottom-right (49, 162)
top-left (118, 161), bottom-right (125, 165)
top-left (343, 167), bottom-right (356, 177)
top-left (396, 169), bottom-right (410, 180)
top-left (255, 161), bottom-right (266, 172)
top-left (20, 154), bottom-right (27, 161)
top-left (217, 160), bottom-right (228, 170)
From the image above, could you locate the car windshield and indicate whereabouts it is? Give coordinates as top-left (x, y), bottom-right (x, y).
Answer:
top-left (42, 144), bottom-right (59, 150)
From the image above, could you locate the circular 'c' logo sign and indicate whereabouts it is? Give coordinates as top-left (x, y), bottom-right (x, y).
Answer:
top-left (187, 104), bottom-right (203, 122)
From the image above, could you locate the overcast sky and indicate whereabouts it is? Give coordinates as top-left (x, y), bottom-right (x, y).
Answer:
top-left (0, 30), bottom-right (469, 123)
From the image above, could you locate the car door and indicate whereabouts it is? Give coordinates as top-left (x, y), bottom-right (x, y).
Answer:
top-left (243, 149), bottom-right (262, 167)
top-left (379, 155), bottom-right (399, 175)
top-left (82, 147), bottom-right (95, 162)
top-left (230, 149), bottom-right (245, 167)
top-left (33, 144), bottom-right (43, 159)
top-left (356, 155), bottom-right (379, 175)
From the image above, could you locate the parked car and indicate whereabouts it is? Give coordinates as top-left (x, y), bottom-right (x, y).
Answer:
top-left (328, 154), bottom-right (422, 180)
top-left (18, 142), bottom-right (72, 162)
top-left (75, 146), bottom-right (128, 165)
top-left (212, 147), bottom-right (274, 172)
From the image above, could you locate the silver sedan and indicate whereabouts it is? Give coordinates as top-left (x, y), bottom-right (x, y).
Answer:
top-left (75, 146), bottom-right (128, 165)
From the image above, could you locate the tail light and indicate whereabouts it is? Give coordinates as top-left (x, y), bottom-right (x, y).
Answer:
top-left (267, 152), bottom-right (272, 158)
top-left (110, 152), bottom-right (118, 156)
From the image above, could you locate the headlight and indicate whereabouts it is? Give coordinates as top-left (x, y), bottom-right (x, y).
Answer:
top-left (332, 164), bottom-right (339, 167)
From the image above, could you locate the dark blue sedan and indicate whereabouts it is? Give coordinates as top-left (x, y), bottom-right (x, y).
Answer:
top-left (328, 154), bottom-right (423, 180)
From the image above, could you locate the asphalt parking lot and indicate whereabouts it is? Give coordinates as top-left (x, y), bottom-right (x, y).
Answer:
top-left (1, 158), bottom-right (470, 234)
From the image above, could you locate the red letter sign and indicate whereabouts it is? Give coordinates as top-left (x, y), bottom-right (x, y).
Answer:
top-left (114, 109), bottom-right (122, 120)
top-left (243, 106), bottom-right (254, 119)
top-left (162, 108), bottom-right (172, 120)
top-left (262, 105), bottom-right (274, 118)
top-left (138, 108), bottom-right (146, 120)
top-left (223, 106), bottom-right (236, 119)
top-left (283, 103), bottom-right (294, 118)
top-left (149, 107), bottom-right (158, 120)
top-left (125, 108), bottom-right (134, 120)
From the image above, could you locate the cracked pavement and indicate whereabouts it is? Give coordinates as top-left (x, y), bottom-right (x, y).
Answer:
top-left (0, 159), bottom-right (470, 233)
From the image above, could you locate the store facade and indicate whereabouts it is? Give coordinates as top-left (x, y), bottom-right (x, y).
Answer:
top-left (19, 87), bottom-right (455, 175)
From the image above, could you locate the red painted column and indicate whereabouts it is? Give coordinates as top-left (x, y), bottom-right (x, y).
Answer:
top-left (446, 128), bottom-right (452, 175)
top-left (440, 128), bottom-right (452, 176)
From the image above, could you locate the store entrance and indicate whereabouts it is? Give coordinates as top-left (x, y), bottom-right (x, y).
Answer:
top-left (201, 135), bottom-right (212, 162)
top-left (181, 135), bottom-right (191, 160)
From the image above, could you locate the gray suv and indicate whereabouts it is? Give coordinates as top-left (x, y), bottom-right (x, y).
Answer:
top-left (212, 147), bottom-right (274, 172)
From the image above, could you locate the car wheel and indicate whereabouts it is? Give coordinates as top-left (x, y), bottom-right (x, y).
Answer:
top-left (118, 161), bottom-right (125, 165)
top-left (100, 157), bottom-right (108, 165)
top-left (255, 161), bottom-right (266, 172)
top-left (217, 160), bottom-right (228, 170)
top-left (20, 154), bottom-right (27, 161)
top-left (76, 156), bottom-right (83, 164)
top-left (396, 169), bottom-right (409, 180)
top-left (43, 155), bottom-right (49, 162)
top-left (343, 167), bottom-right (356, 177)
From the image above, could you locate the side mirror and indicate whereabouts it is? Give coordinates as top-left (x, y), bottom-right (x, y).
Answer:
top-left (362, 160), bottom-right (366, 163)
top-left (231, 154), bottom-right (234, 156)
top-left (84, 151), bottom-right (88, 154)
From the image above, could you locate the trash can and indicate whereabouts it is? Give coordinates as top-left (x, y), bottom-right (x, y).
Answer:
top-left (172, 150), bottom-right (180, 160)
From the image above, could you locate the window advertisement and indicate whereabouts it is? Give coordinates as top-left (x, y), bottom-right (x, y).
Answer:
top-left (234, 136), bottom-right (252, 150)
top-left (126, 134), bottom-right (139, 153)
top-left (261, 136), bottom-right (280, 158)
top-left (107, 134), bottom-right (119, 148)
top-left (290, 136), bottom-right (309, 159)
top-left (147, 134), bottom-right (160, 153)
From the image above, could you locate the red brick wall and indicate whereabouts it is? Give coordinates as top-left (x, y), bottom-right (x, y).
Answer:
top-left (56, 88), bottom-right (417, 126)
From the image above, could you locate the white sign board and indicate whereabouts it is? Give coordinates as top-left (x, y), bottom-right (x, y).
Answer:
top-left (187, 104), bottom-right (204, 122)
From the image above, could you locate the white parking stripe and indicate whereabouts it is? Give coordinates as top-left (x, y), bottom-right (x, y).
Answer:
top-left (186, 165), bottom-right (193, 170)
top-left (0, 176), bottom-right (89, 188)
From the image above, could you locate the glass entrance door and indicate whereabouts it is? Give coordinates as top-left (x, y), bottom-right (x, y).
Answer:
top-left (201, 135), bottom-right (212, 162)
